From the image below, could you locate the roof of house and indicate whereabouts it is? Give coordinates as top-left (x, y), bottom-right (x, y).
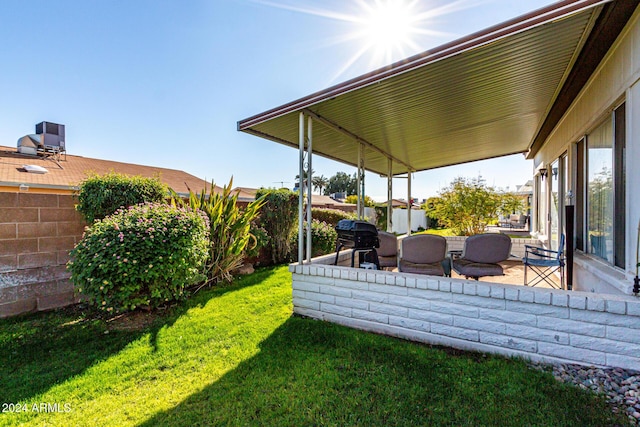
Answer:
top-left (231, 187), bottom-right (259, 201)
top-left (0, 145), bottom-right (221, 195)
top-left (311, 194), bottom-right (355, 207)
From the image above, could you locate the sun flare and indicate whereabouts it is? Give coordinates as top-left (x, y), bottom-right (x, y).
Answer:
top-left (255, 0), bottom-right (481, 82)
top-left (357, 0), bottom-right (419, 64)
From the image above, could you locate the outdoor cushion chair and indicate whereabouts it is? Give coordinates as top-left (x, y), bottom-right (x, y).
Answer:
top-left (377, 230), bottom-right (398, 270)
top-left (523, 234), bottom-right (565, 289)
top-left (398, 234), bottom-right (448, 276)
top-left (452, 233), bottom-right (512, 280)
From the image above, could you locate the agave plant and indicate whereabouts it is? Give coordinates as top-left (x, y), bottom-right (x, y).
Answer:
top-left (171, 178), bottom-right (264, 288)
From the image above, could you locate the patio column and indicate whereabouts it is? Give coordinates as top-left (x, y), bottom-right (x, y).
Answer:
top-left (357, 143), bottom-right (365, 219)
top-left (298, 112), bottom-right (305, 264)
top-left (407, 170), bottom-right (412, 235)
top-left (387, 158), bottom-right (393, 232)
top-left (306, 115), bottom-right (313, 262)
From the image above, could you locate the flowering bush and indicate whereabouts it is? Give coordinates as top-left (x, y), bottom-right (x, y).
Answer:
top-left (68, 203), bottom-right (209, 313)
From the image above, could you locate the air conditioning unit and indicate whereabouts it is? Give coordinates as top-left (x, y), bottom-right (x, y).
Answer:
top-left (35, 121), bottom-right (65, 152)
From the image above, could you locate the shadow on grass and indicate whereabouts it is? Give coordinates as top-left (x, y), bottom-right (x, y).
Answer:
top-left (0, 267), bottom-right (279, 405)
top-left (140, 316), bottom-right (622, 427)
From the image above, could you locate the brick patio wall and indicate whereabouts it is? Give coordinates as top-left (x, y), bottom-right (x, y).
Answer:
top-left (0, 193), bottom-right (86, 318)
top-left (290, 261), bottom-right (640, 371)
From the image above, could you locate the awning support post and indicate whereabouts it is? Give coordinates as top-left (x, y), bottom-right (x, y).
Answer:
top-left (387, 158), bottom-right (393, 232)
top-left (407, 170), bottom-right (412, 235)
top-left (298, 112), bottom-right (305, 264)
top-left (357, 144), bottom-right (365, 219)
top-left (306, 116), bottom-right (313, 262)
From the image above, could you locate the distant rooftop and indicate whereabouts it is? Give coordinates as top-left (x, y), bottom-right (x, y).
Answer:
top-left (0, 145), bottom-right (220, 196)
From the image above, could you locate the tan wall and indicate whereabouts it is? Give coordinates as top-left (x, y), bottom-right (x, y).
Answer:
top-left (0, 192), bottom-right (86, 318)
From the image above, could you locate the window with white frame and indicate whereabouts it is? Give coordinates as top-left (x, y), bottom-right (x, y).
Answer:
top-left (576, 103), bottom-right (625, 268)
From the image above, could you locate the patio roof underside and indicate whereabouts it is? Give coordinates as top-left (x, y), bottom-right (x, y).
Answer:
top-left (238, 2), bottom-right (607, 177)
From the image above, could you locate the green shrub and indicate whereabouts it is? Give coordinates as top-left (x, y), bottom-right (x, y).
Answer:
top-left (255, 188), bottom-right (298, 264)
top-left (374, 205), bottom-right (388, 230)
top-left (75, 172), bottom-right (168, 223)
top-left (246, 221), bottom-right (269, 259)
top-left (172, 178), bottom-right (264, 286)
top-left (311, 208), bottom-right (356, 226)
top-left (68, 203), bottom-right (209, 313)
top-left (289, 219), bottom-right (338, 260)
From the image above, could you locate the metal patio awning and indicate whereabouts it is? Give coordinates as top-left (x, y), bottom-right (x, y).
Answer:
top-left (238, 0), bottom-right (615, 176)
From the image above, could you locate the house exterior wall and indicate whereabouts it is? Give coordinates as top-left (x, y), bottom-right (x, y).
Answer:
top-left (0, 192), bottom-right (85, 318)
top-left (534, 7), bottom-right (640, 294)
top-left (290, 263), bottom-right (640, 371)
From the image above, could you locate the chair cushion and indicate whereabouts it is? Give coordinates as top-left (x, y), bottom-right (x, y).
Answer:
top-left (399, 259), bottom-right (444, 276)
top-left (378, 254), bottom-right (397, 268)
top-left (461, 234), bottom-right (511, 264)
top-left (452, 258), bottom-right (504, 277)
top-left (401, 234), bottom-right (447, 264)
top-left (377, 231), bottom-right (398, 257)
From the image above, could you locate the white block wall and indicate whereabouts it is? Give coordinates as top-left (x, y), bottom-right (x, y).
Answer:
top-left (290, 264), bottom-right (640, 371)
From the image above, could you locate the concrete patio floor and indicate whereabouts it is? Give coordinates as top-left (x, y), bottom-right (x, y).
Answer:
top-left (449, 260), bottom-right (562, 289)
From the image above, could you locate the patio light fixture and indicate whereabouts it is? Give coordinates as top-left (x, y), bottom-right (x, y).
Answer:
top-left (539, 168), bottom-right (548, 180)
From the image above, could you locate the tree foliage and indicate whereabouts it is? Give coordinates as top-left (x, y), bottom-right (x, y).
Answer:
top-left (326, 172), bottom-right (357, 196)
top-left (344, 195), bottom-right (375, 207)
top-left (312, 175), bottom-right (329, 195)
top-left (430, 177), bottom-right (501, 236)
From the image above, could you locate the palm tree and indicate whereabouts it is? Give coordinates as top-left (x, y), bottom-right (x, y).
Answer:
top-left (313, 175), bottom-right (329, 195)
top-left (294, 169), bottom-right (315, 193)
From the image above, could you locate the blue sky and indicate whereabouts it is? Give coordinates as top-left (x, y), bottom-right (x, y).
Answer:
top-left (0, 0), bottom-right (555, 201)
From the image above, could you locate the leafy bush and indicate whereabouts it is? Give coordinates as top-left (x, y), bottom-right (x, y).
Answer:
top-left (255, 188), bottom-right (298, 264)
top-left (431, 177), bottom-right (500, 236)
top-left (75, 172), bottom-right (168, 223)
top-left (246, 221), bottom-right (269, 259)
top-left (344, 195), bottom-right (375, 207)
top-left (289, 219), bottom-right (338, 260)
top-left (374, 205), bottom-right (388, 230)
top-left (68, 203), bottom-right (209, 313)
top-left (311, 208), bottom-right (356, 226)
top-left (172, 178), bottom-right (264, 286)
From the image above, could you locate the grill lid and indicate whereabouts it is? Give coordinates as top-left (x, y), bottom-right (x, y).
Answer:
top-left (335, 220), bottom-right (377, 234)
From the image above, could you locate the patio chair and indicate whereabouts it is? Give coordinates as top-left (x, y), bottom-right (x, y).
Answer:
top-left (398, 234), bottom-right (448, 276)
top-left (523, 234), bottom-right (565, 289)
top-left (377, 231), bottom-right (398, 270)
top-left (452, 233), bottom-right (512, 280)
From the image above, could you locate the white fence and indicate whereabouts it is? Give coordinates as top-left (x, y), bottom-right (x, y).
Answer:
top-left (385, 209), bottom-right (426, 234)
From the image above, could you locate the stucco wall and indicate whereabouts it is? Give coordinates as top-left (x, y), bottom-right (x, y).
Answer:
top-left (290, 263), bottom-right (640, 371)
top-left (0, 192), bottom-right (86, 318)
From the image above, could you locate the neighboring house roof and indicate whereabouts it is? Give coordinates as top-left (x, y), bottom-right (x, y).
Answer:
top-left (311, 194), bottom-right (355, 208)
top-left (231, 187), bottom-right (259, 202)
top-left (0, 145), bottom-right (220, 196)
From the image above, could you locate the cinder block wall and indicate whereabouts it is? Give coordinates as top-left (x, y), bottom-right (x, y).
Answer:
top-left (0, 193), bottom-right (86, 318)
top-left (290, 263), bottom-right (640, 371)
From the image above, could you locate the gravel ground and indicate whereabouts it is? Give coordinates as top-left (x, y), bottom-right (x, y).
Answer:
top-left (529, 362), bottom-right (640, 426)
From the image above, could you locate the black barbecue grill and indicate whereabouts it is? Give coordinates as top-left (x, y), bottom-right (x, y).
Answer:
top-left (334, 220), bottom-right (380, 268)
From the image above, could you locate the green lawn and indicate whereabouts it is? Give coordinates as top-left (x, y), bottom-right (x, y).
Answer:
top-left (0, 266), bottom-right (623, 426)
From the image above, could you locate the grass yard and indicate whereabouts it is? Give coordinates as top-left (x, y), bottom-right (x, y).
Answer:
top-left (0, 266), bottom-right (624, 426)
